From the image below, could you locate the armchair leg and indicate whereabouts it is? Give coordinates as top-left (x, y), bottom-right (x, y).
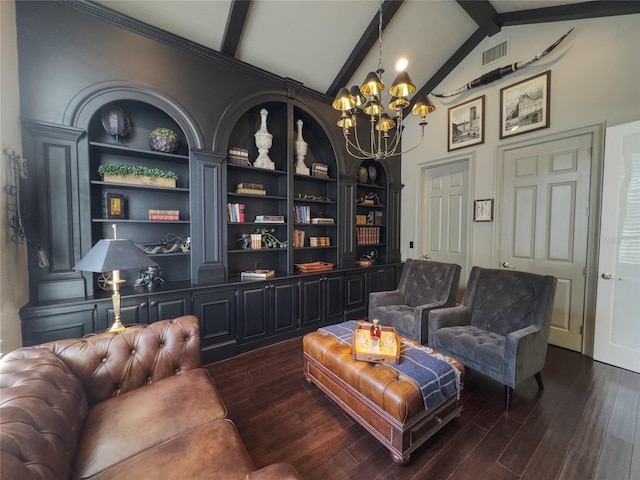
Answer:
top-left (505, 385), bottom-right (513, 411)
top-left (535, 372), bottom-right (544, 390)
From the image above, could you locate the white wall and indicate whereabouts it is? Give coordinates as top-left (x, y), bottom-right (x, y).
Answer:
top-left (401, 15), bottom-right (640, 268)
top-left (0, 0), bottom-right (28, 355)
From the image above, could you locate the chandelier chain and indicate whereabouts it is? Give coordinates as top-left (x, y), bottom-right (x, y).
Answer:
top-left (377, 0), bottom-right (384, 74)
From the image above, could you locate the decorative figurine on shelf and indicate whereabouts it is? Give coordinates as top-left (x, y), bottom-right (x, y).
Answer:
top-left (256, 228), bottom-right (287, 248)
top-left (368, 165), bottom-right (378, 185)
top-left (134, 265), bottom-right (165, 287)
top-left (294, 119), bottom-right (310, 175)
top-left (101, 107), bottom-right (130, 144)
top-left (254, 108), bottom-right (275, 170)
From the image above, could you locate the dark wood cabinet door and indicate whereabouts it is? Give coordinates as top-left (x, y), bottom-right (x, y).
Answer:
top-left (344, 271), bottom-right (366, 319)
top-left (271, 280), bottom-right (298, 334)
top-left (324, 273), bottom-right (344, 323)
top-left (148, 292), bottom-right (191, 324)
top-left (192, 287), bottom-right (236, 348)
top-left (21, 304), bottom-right (96, 347)
top-left (237, 285), bottom-right (269, 342)
top-left (300, 275), bottom-right (322, 327)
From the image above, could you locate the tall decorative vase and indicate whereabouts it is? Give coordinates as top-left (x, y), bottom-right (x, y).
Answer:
top-left (254, 108), bottom-right (275, 170)
top-left (294, 119), bottom-right (309, 175)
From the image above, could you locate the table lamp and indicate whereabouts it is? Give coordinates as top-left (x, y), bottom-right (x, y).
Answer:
top-left (74, 224), bottom-right (156, 332)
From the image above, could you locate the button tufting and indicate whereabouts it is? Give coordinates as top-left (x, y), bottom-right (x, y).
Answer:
top-left (102, 358), bottom-right (107, 363)
top-left (131, 349), bottom-right (136, 355)
top-left (159, 342), bottom-right (164, 347)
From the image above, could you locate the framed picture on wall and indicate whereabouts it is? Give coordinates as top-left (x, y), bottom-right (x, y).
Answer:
top-left (474, 199), bottom-right (493, 222)
top-left (448, 95), bottom-right (485, 151)
top-left (500, 70), bottom-right (550, 139)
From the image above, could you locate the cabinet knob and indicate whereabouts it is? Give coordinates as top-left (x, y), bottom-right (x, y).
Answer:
top-left (150, 301), bottom-right (157, 307)
top-left (140, 302), bottom-right (147, 308)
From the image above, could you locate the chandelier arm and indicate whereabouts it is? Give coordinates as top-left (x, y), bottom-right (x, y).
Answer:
top-left (343, 130), bottom-right (376, 160)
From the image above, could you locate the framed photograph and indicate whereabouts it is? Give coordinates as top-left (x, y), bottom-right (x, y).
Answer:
top-left (448, 95), bottom-right (485, 151)
top-left (474, 199), bottom-right (493, 222)
top-left (500, 70), bottom-right (550, 139)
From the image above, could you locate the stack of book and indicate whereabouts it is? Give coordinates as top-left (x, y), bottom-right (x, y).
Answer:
top-left (293, 229), bottom-right (306, 248)
top-left (227, 203), bottom-right (245, 222)
top-left (236, 182), bottom-right (266, 195)
top-left (311, 217), bottom-right (335, 224)
top-left (309, 236), bottom-right (330, 247)
top-left (254, 215), bottom-right (285, 223)
top-left (228, 147), bottom-right (250, 166)
top-left (149, 209), bottom-right (179, 221)
top-left (311, 163), bottom-right (329, 179)
top-left (240, 269), bottom-right (275, 280)
top-left (294, 205), bottom-right (311, 224)
top-left (356, 226), bottom-right (380, 245)
top-left (356, 215), bottom-right (368, 225)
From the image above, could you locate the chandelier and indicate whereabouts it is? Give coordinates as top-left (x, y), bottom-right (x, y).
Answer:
top-left (332, 0), bottom-right (435, 161)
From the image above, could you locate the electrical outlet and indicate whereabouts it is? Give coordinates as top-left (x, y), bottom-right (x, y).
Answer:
top-left (409, 241), bottom-right (414, 248)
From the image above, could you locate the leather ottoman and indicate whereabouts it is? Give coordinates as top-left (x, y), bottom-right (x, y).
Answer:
top-left (303, 325), bottom-right (464, 464)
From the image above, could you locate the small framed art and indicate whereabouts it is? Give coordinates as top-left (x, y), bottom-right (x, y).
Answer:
top-left (500, 70), bottom-right (550, 139)
top-left (474, 199), bottom-right (493, 222)
top-left (102, 192), bottom-right (126, 219)
top-left (448, 95), bottom-right (485, 151)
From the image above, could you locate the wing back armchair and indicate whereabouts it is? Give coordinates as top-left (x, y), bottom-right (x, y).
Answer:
top-left (428, 266), bottom-right (557, 410)
top-left (368, 259), bottom-right (461, 344)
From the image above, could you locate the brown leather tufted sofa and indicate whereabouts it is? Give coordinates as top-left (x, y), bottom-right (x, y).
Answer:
top-left (0, 315), bottom-right (302, 480)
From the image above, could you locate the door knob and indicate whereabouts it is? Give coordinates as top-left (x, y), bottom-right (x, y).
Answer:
top-left (502, 262), bottom-right (516, 269)
top-left (601, 273), bottom-right (613, 280)
top-left (422, 255), bottom-right (431, 260)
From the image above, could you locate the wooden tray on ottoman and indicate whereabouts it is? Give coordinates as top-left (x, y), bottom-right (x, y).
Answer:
top-left (352, 324), bottom-right (401, 364)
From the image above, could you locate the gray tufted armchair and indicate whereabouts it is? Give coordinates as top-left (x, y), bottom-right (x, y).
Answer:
top-left (368, 259), bottom-right (461, 344)
top-left (429, 266), bottom-right (557, 410)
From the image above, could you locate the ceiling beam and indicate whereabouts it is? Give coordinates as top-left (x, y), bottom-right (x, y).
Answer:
top-left (220, 0), bottom-right (252, 57)
top-left (457, 0), bottom-right (501, 36)
top-left (498, 0), bottom-right (640, 26)
top-left (326, 0), bottom-right (404, 98)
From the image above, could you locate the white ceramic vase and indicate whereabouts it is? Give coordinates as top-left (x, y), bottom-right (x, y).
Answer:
top-left (254, 108), bottom-right (275, 170)
top-left (294, 119), bottom-right (309, 175)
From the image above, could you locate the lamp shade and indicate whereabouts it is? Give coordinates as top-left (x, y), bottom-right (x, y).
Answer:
top-left (74, 239), bottom-right (156, 273)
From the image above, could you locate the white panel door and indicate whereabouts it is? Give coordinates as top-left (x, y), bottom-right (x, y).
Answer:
top-left (594, 121), bottom-right (640, 373)
top-left (421, 159), bottom-right (469, 296)
top-left (500, 133), bottom-right (592, 351)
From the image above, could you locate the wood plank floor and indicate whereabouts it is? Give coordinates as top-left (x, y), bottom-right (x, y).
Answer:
top-left (206, 337), bottom-right (640, 480)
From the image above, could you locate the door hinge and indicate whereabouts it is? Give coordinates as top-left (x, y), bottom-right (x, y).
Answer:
top-left (583, 267), bottom-right (587, 276)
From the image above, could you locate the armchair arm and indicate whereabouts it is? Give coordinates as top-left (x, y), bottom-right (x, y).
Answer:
top-left (504, 324), bottom-right (548, 387)
top-left (50, 315), bottom-right (201, 406)
top-left (244, 463), bottom-right (303, 480)
top-left (413, 300), bottom-right (452, 344)
top-left (368, 290), bottom-right (404, 312)
top-left (428, 305), bottom-right (471, 345)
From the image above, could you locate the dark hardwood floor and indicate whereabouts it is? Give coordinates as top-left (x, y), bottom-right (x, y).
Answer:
top-left (206, 337), bottom-right (640, 480)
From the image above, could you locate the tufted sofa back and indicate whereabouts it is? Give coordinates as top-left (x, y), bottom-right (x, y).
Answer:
top-left (464, 267), bottom-right (557, 336)
top-left (50, 315), bottom-right (201, 406)
top-left (0, 315), bottom-right (201, 479)
top-left (400, 258), bottom-right (461, 308)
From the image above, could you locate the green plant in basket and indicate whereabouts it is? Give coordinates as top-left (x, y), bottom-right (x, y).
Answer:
top-left (98, 163), bottom-right (178, 180)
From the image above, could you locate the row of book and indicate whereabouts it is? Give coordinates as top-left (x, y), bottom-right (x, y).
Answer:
top-left (235, 182), bottom-right (266, 196)
top-left (311, 163), bottom-right (329, 179)
top-left (294, 205), bottom-right (311, 224)
top-left (309, 236), bottom-right (331, 247)
top-left (228, 147), bottom-right (250, 166)
top-left (255, 215), bottom-right (285, 223)
top-left (293, 229), bottom-right (306, 248)
top-left (227, 203), bottom-right (245, 222)
top-left (356, 227), bottom-right (381, 245)
top-left (149, 209), bottom-right (179, 221)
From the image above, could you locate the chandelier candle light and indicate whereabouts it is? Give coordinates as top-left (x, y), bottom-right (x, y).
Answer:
top-left (332, 0), bottom-right (435, 161)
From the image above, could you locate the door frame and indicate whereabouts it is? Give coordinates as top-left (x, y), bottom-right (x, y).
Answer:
top-left (417, 153), bottom-right (476, 288)
top-left (494, 123), bottom-right (605, 356)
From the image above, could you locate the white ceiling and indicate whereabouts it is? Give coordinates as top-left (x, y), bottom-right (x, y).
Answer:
top-left (95, 0), bottom-right (605, 97)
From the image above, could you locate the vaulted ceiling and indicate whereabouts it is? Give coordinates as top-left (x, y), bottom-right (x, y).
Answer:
top-left (95, 0), bottom-right (639, 102)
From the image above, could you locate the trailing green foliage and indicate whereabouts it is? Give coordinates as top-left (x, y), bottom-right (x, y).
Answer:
top-left (98, 163), bottom-right (178, 180)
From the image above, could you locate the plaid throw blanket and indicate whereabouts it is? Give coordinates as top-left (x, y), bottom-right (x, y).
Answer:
top-left (319, 320), bottom-right (461, 410)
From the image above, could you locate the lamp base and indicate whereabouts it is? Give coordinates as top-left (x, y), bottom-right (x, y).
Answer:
top-left (108, 319), bottom-right (126, 333)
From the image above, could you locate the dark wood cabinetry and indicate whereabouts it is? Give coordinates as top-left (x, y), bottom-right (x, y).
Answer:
top-left (15, 1), bottom-right (404, 362)
top-left (237, 278), bottom-right (298, 350)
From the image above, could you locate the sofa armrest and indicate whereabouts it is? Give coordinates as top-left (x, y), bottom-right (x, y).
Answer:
top-left (505, 324), bottom-right (548, 385)
top-left (427, 305), bottom-right (471, 345)
top-left (369, 290), bottom-right (404, 311)
top-left (50, 315), bottom-right (202, 406)
top-left (244, 463), bottom-right (303, 480)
